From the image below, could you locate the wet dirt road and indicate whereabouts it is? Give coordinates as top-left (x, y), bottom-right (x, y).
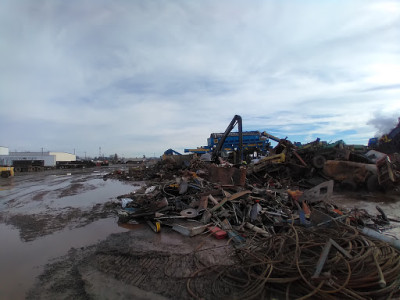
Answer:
top-left (0, 167), bottom-right (139, 299)
top-left (0, 167), bottom-right (229, 300)
top-left (2, 167), bottom-right (400, 299)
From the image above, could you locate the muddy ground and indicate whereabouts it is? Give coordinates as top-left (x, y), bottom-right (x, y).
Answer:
top-left (0, 168), bottom-right (138, 242)
top-left (1, 166), bottom-right (400, 299)
top-left (27, 226), bottom-right (233, 300)
top-left (0, 167), bottom-right (231, 300)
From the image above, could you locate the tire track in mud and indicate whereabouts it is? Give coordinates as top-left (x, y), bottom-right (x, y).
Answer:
top-left (57, 183), bottom-right (97, 198)
top-left (27, 229), bottom-right (234, 300)
top-left (95, 253), bottom-right (168, 286)
top-left (90, 251), bottom-right (197, 298)
top-left (30, 249), bottom-right (216, 299)
top-left (32, 190), bottom-right (50, 201)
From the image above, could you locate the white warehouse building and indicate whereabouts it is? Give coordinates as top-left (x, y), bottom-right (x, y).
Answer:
top-left (0, 150), bottom-right (76, 167)
top-left (0, 146), bottom-right (9, 156)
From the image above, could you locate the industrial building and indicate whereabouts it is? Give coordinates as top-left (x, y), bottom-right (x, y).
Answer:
top-left (0, 146), bottom-right (9, 156)
top-left (0, 147), bottom-right (76, 167)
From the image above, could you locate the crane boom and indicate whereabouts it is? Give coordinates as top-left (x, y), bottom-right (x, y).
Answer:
top-left (212, 115), bottom-right (243, 164)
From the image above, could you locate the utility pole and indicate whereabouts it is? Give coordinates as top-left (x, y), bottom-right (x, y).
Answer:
top-left (99, 147), bottom-right (101, 158)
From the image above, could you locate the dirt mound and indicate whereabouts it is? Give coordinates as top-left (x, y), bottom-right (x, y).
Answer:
top-left (27, 228), bottom-right (233, 300)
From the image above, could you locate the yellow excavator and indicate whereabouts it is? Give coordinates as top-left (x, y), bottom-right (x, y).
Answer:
top-left (0, 166), bottom-right (14, 178)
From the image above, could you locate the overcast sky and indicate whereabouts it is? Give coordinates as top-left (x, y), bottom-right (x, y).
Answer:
top-left (1, 0), bottom-right (400, 158)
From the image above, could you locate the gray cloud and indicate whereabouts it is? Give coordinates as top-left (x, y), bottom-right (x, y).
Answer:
top-left (1, 0), bottom-right (400, 156)
top-left (362, 84), bottom-right (400, 92)
top-left (367, 113), bottom-right (399, 137)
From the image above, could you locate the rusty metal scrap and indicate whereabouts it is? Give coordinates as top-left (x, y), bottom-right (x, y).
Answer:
top-left (323, 160), bottom-right (377, 183)
top-left (109, 149), bottom-right (400, 299)
top-left (187, 224), bottom-right (400, 300)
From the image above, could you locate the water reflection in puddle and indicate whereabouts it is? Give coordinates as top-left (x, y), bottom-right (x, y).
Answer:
top-left (118, 222), bottom-right (145, 230)
top-left (0, 171), bottom-right (144, 298)
top-left (1, 177), bottom-right (142, 214)
top-left (0, 218), bottom-right (129, 300)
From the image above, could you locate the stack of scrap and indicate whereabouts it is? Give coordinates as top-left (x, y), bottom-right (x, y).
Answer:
top-left (188, 223), bottom-right (400, 299)
top-left (109, 153), bottom-right (400, 299)
top-left (112, 156), bottom-right (399, 239)
top-left (247, 137), bottom-right (400, 192)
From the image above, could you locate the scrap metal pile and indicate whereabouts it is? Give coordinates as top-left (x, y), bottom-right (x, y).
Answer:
top-left (188, 223), bottom-right (400, 299)
top-left (109, 151), bottom-right (400, 299)
top-left (103, 115), bottom-right (400, 299)
top-left (247, 137), bottom-right (400, 193)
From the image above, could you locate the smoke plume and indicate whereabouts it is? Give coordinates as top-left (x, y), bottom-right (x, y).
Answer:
top-left (367, 113), bottom-right (399, 137)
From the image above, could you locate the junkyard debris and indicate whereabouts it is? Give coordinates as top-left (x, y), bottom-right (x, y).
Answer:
top-left (109, 116), bottom-right (400, 299)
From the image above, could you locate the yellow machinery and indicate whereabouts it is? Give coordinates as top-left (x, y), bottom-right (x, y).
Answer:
top-left (0, 166), bottom-right (14, 178)
top-left (259, 153), bottom-right (286, 164)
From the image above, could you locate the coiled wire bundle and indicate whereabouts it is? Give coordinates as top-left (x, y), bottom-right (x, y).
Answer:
top-left (188, 223), bottom-right (400, 299)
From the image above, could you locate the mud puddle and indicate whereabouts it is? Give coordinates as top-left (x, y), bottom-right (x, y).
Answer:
top-left (0, 167), bottom-right (143, 299)
top-left (1, 175), bottom-right (139, 214)
top-left (0, 217), bottom-right (130, 299)
top-left (1, 177), bottom-right (141, 241)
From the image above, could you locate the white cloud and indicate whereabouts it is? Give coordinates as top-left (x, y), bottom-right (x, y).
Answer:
top-left (0, 0), bottom-right (399, 157)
